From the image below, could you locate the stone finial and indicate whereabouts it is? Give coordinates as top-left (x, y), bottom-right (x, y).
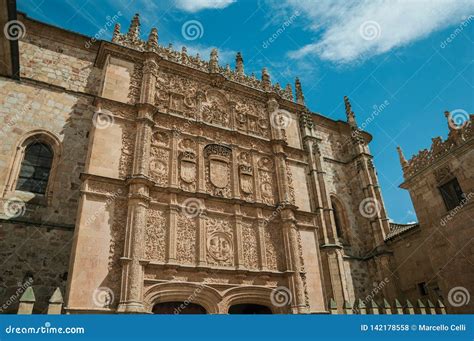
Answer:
top-left (444, 110), bottom-right (455, 131)
top-left (235, 52), bottom-right (244, 75)
top-left (209, 48), bottom-right (219, 73)
top-left (397, 146), bottom-right (408, 170)
top-left (262, 67), bottom-right (271, 90)
top-left (344, 96), bottom-right (357, 127)
top-left (285, 83), bottom-right (293, 100)
top-left (112, 23), bottom-right (121, 42)
top-left (295, 77), bottom-right (305, 105)
top-left (146, 28), bottom-right (158, 51)
top-left (128, 13), bottom-right (141, 40)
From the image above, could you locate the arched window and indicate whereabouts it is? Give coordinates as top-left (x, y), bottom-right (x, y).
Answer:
top-left (16, 142), bottom-right (53, 194)
top-left (331, 196), bottom-right (350, 245)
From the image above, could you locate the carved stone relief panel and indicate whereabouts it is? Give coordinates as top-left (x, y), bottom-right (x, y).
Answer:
top-left (128, 63), bottom-right (143, 104)
top-left (150, 130), bottom-right (170, 186)
top-left (201, 89), bottom-right (230, 128)
top-left (176, 213), bottom-right (197, 265)
top-left (145, 207), bottom-right (167, 262)
top-left (242, 219), bottom-right (259, 270)
top-left (206, 216), bottom-right (234, 267)
top-left (264, 223), bottom-right (284, 271)
top-left (119, 125), bottom-right (135, 178)
top-left (230, 93), bottom-right (269, 139)
top-left (238, 151), bottom-right (254, 201)
top-left (258, 156), bottom-right (276, 205)
top-left (108, 199), bottom-right (127, 294)
top-left (204, 144), bottom-right (232, 198)
top-left (178, 138), bottom-right (197, 192)
top-left (155, 69), bottom-right (198, 119)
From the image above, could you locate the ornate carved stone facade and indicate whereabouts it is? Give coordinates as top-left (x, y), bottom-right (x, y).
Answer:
top-left (1, 9), bottom-right (471, 315)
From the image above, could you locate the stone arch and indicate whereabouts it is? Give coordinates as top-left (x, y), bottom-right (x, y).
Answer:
top-left (3, 130), bottom-right (62, 202)
top-left (222, 286), bottom-right (288, 314)
top-left (143, 282), bottom-right (222, 314)
top-left (330, 194), bottom-right (351, 245)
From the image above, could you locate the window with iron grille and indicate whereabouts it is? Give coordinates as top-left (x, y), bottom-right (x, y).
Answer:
top-left (16, 142), bottom-right (53, 194)
top-left (438, 178), bottom-right (464, 211)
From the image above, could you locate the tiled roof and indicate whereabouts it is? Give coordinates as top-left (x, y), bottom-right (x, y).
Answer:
top-left (385, 222), bottom-right (419, 241)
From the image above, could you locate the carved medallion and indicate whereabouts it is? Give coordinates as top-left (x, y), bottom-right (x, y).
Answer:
top-left (207, 232), bottom-right (233, 261)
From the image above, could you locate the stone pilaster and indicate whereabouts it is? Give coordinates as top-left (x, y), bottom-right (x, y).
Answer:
top-left (233, 205), bottom-right (244, 269)
top-left (117, 179), bottom-right (150, 313)
top-left (281, 210), bottom-right (308, 313)
top-left (117, 58), bottom-right (156, 313)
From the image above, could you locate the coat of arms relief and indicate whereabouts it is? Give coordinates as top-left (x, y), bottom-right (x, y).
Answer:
top-left (204, 144), bottom-right (232, 197)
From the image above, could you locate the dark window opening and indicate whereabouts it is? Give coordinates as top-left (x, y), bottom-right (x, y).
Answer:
top-left (152, 302), bottom-right (207, 314)
top-left (16, 142), bottom-right (53, 194)
top-left (438, 178), bottom-right (464, 211)
top-left (228, 304), bottom-right (272, 314)
top-left (417, 282), bottom-right (428, 296)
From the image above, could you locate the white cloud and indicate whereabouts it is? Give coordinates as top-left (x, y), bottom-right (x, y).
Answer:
top-left (277, 0), bottom-right (474, 64)
top-left (175, 0), bottom-right (235, 12)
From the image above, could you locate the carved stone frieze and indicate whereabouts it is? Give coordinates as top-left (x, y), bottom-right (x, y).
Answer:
top-left (264, 223), bottom-right (284, 271)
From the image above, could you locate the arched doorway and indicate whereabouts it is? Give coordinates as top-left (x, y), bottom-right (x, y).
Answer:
top-left (228, 304), bottom-right (272, 314)
top-left (152, 302), bottom-right (207, 314)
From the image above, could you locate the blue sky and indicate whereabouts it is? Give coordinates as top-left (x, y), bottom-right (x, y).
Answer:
top-left (17, 0), bottom-right (474, 223)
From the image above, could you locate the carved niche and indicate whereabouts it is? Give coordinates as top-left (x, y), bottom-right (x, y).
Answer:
top-left (204, 144), bottom-right (232, 197)
top-left (238, 151), bottom-right (254, 200)
top-left (178, 138), bottom-right (197, 191)
top-left (258, 156), bottom-right (275, 205)
top-left (206, 216), bottom-right (233, 266)
top-left (149, 130), bottom-right (170, 185)
top-left (201, 89), bottom-right (230, 128)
